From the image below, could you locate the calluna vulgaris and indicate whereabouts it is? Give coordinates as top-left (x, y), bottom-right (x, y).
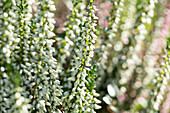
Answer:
top-left (0, 0), bottom-right (170, 113)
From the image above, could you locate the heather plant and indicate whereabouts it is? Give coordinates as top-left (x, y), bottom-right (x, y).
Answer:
top-left (0, 0), bottom-right (62, 112)
top-left (93, 0), bottom-right (170, 112)
top-left (56, 0), bottom-right (101, 112)
top-left (0, 0), bottom-right (170, 113)
top-left (0, 0), bottom-right (33, 112)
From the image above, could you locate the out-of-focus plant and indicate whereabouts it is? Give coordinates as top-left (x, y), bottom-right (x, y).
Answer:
top-left (93, 0), bottom-right (170, 112)
top-left (145, 3), bottom-right (170, 112)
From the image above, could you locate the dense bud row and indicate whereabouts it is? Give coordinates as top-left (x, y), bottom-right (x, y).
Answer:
top-left (59, 0), bottom-right (101, 112)
top-left (0, 0), bottom-right (62, 112)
